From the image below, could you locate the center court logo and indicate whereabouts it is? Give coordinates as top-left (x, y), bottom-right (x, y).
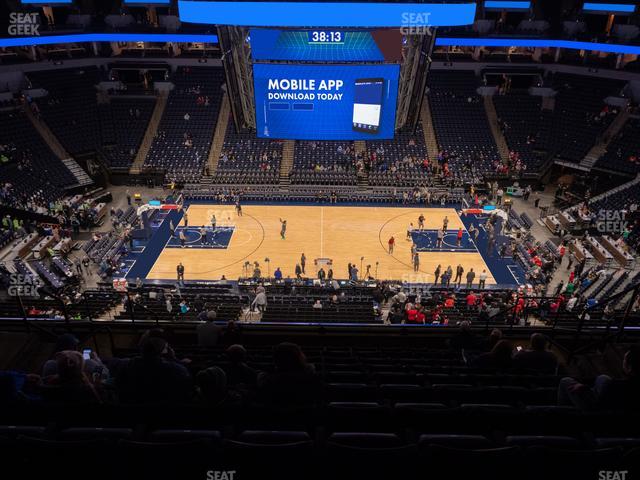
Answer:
top-left (8, 12), bottom-right (40, 36)
top-left (400, 12), bottom-right (434, 35)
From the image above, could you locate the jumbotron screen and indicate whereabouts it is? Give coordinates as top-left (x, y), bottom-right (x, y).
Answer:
top-left (253, 63), bottom-right (400, 140)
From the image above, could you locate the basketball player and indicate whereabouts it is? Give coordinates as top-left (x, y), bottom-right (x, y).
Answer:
top-left (436, 228), bottom-right (444, 248)
top-left (179, 230), bottom-right (186, 248)
top-left (468, 224), bottom-right (477, 242)
top-left (200, 226), bottom-right (208, 246)
top-left (442, 216), bottom-right (449, 231)
top-left (279, 218), bottom-right (287, 239)
top-left (235, 201), bottom-right (242, 216)
top-left (183, 212), bottom-right (189, 227)
top-left (418, 214), bottom-right (425, 230)
top-left (406, 223), bottom-right (414, 240)
top-left (388, 236), bottom-right (395, 254)
top-left (211, 214), bottom-right (216, 229)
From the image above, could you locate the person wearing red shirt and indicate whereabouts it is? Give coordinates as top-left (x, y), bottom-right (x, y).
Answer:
top-left (515, 297), bottom-right (525, 317)
top-left (388, 236), bottom-right (395, 254)
top-left (406, 307), bottom-right (418, 323)
top-left (444, 296), bottom-right (455, 308)
top-left (466, 292), bottom-right (477, 310)
top-left (456, 228), bottom-right (463, 246)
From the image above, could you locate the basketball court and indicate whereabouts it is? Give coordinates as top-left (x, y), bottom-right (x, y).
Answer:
top-left (138, 204), bottom-right (508, 284)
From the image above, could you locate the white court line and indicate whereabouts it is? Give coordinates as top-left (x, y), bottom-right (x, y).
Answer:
top-left (320, 207), bottom-right (324, 258)
top-left (507, 264), bottom-right (521, 284)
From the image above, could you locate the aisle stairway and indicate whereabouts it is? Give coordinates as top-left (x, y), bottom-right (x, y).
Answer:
top-left (23, 103), bottom-right (70, 160)
top-left (207, 92), bottom-right (231, 174)
top-left (485, 96), bottom-right (510, 164)
top-left (61, 158), bottom-right (93, 188)
top-left (279, 140), bottom-right (295, 186)
top-left (129, 92), bottom-right (167, 174)
top-left (353, 140), bottom-right (369, 187)
top-left (420, 97), bottom-right (439, 160)
top-left (24, 103), bottom-right (92, 188)
top-left (580, 108), bottom-right (630, 170)
top-left (354, 140), bottom-right (367, 158)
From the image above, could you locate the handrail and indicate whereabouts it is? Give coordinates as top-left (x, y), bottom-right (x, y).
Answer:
top-left (568, 280), bottom-right (640, 361)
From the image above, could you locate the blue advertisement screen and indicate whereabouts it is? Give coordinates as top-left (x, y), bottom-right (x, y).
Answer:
top-left (254, 64), bottom-right (399, 140)
top-left (250, 29), bottom-right (402, 62)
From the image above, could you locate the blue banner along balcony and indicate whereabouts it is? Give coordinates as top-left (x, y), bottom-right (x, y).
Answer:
top-left (177, 1), bottom-right (477, 28)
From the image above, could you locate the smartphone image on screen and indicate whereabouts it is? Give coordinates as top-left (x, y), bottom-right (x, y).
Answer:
top-left (82, 349), bottom-right (92, 360)
top-left (352, 78), bottom-right (385, 134)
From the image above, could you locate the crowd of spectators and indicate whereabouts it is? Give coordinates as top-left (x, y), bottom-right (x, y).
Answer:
top-left (5, 329), bottom-right (640, 415)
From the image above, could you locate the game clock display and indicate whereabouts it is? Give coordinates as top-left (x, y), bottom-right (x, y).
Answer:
top-left (308, 31), bottom-right (344, 44)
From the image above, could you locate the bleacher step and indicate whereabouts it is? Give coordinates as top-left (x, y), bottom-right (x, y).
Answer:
top-left (579, 109), bottom-right (630, 170)
top-left (484, 95), bottom-right (510, 164)
top-left (279, 140), bottom-right (295, 185)
top-left (420, 97), bottom-right (439, 160)
top-left (61, 157), bottom-right (93, 189)
top-left (129, 92), bottom-right (168, 174)
top-left (207, 92), bottom-right (231, 174)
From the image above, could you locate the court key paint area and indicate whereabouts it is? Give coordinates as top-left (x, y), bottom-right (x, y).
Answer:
top-left (145, 204), bottom-right (512, 284)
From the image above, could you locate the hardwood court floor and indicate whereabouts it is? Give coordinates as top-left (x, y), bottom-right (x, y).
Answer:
top-left (146, 204), bottom-right (496, 284)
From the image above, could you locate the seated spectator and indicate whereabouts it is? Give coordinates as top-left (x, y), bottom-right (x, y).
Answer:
top-left (40, 351), bottom-right (103, 405)
top-left (444, 295), bottom-right (455, 308)
top-left (257, 342), bottom-right (322, 406)
top-left (481, 328), bottom-right (503, 352)
top-left (388, 303), bottom-right (404, 324)
top-left (224, 344), bottom-right (258, 387)
top-left (222, 320), bottom-right (243, 345)
top-left (115, 333), bottom-right (193, 403)
top-left (42, 333), bottom-right (109, 381)
top-left (196, 366), bottom-right (235, 406)
top-left (558, 344), bottom-right (640, 412)
top-left (0, 371), bottom-right (37, 405)
top-left (196, 309), bottom-right (221, 347)
top-left (513, 333), bottom-right (559, 374)
top-left (473, 340), bottom-right (514, 370)
top-left (449, 320), bottom-right (480, 351)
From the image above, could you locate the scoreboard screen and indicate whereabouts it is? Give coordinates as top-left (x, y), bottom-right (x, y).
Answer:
top-left (250, 28), bottom-right (402, 62)
top-left (253, 63), bottom-right (399, 140)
